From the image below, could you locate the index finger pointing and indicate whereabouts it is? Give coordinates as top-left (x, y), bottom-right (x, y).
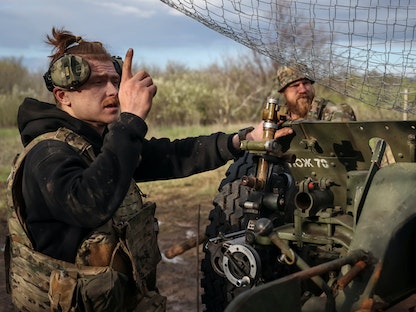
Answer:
top-left (121, 48), bottom-right (134, 81)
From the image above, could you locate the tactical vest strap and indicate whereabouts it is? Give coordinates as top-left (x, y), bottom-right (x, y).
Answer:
top-left (7, 128), bottom-right (95, 248)
top-left (133, 291), bottom-right (167, 312)
top-left (307, 97), bottom-right (328, 120)
top-left (119, 202), bottom-right (161, 285)
top-left (49, 269), bottom-right (77, 312)
top-left (54, 127), bottom-right (96, 161)
top-left (307, 97), bottom-right (356, 121)
top-left (5, 127), bottom-right (101, 311)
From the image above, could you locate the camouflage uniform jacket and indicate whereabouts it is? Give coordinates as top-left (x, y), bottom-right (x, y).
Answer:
top-left (307, 97), bottom-right (357, 121)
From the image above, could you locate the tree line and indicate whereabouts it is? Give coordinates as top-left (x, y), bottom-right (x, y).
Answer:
top-left (0, 53), bottom-right (414, 128)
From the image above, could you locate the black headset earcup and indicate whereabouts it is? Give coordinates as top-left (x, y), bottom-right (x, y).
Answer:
top-left (112, 56), bottom-right (123, 77)
top-left (45, 54), bottom-right (91, 91)
top-left (43, 71), bottom-right (54, 92)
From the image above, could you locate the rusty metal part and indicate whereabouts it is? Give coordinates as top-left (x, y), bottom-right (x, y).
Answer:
top-left (269, 232), bottom-right (331, 295)
top-left (353, 262), bottom-right (383, 311)
top-left (241, 175), bottom-right (264, 190)
top-left (354, 298), bottom-right (374, 312)
top-left (277, 249), bottom-right (370, 283)
top-left (337, 260), bottom-right (367, 290)
top-left (269, 232), bottom-right (296, 265)
top-left (164, 231), bottom-right (207, 259)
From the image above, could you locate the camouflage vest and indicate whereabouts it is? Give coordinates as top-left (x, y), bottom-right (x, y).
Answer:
top-left (307, 97), bottom-right (356, 121)
top-left (5, 127), bottom-right (166, 312)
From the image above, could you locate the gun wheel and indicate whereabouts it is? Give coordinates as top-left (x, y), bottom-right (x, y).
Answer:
top-left (201, 153), bottom-right (256, 311)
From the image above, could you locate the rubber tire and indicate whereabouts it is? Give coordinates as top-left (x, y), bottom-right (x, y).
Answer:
top-left (201, 152), bottom-right (256, 312)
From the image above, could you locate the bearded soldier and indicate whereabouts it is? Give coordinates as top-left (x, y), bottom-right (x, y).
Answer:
top-left (276, 64), bottom-right (356, 121)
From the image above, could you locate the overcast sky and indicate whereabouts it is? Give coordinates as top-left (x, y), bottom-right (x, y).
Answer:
top-left (0, 0), bottom-right (251, 71)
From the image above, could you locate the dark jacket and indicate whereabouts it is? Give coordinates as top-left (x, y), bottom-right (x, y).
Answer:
top-left (17, 97), bottom-right (240, 262)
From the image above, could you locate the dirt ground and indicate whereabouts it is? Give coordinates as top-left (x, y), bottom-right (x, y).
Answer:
top-left (0, 177), bottom-right (217, 312)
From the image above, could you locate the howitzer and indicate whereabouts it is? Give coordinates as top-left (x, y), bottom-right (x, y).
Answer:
top-left (200, 98), bottom-right (416, 311)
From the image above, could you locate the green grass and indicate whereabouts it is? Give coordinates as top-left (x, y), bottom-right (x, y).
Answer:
top-left (146, 122), bottom-right (246, 139)
top-left (0, 128), bottom-right (20, 180)
top-left (0, 127), bottom-right (20, 210)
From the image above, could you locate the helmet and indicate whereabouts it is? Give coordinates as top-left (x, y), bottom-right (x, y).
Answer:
top-left (276, 64), bottom-right (315, 92)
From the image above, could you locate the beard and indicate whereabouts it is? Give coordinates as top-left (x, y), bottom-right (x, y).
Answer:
top-left (288, 96), bottom-right (311, 119)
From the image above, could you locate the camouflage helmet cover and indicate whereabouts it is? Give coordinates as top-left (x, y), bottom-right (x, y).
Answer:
top-left (276, 64), bottom-right (315, 92)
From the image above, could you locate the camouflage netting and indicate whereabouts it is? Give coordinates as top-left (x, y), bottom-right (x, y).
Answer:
top-left (160, 0), bottom-right (416, 113)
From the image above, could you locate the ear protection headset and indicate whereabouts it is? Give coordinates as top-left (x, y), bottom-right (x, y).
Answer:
top-left (43, 54), bottom-right (123, 92)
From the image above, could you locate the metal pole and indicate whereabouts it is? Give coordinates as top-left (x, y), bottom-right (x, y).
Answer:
top-left (403, 88), bottom-right (408, 121)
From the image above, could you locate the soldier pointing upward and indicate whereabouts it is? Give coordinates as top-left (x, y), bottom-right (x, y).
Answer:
top-left (5, 27), bottom-right (292, 311)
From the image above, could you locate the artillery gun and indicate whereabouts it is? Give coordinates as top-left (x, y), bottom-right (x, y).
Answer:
top-left (199, 98), bottom-right (416, 311)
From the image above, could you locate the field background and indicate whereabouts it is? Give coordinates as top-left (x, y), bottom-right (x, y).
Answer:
top-left (0, 124), bottom-right (244, 312)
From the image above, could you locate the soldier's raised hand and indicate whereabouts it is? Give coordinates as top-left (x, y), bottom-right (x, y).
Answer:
top-left (118, 48), bottom-right (157, 120)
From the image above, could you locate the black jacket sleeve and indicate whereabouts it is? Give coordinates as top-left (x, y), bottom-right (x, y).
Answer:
top-left (135, 131), bottom-right (240, 182)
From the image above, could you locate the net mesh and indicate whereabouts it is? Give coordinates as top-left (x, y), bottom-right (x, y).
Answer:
top-left (160, 0), bottom-right (416, 113)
